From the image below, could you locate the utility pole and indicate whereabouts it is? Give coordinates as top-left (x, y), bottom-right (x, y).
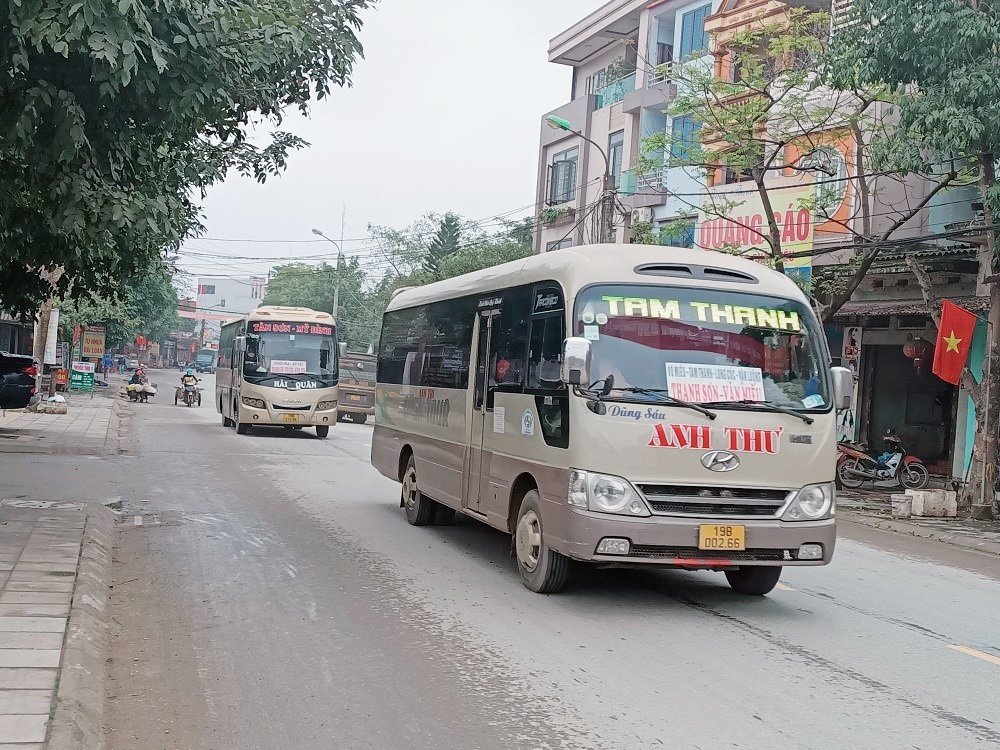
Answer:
top-left (311, 227), bottom-right (344, 320)
top-left (545, 115), bottom-right (618, 244)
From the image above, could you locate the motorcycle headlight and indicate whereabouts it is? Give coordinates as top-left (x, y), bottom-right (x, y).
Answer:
top-left (567, 470), bottom-right (650, 517)
top-left (782, 483), bottom-right (835, 521)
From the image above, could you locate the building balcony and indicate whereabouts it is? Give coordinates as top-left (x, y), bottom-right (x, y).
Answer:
top-left (594, 73), bottom-right (636, 109)
top-left (619, 165), bottom-right (667, 195)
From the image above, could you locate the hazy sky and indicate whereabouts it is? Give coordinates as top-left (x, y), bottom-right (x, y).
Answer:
top-left (177, 0), bottom-right (601, 289)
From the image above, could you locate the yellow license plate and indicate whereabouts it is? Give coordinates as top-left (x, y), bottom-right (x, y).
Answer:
top-left (282, 414), bottom-right (302, 423)
top-left (349, 395), bottom-right (361, 402)
top-left (698, 524), bottom-right (746, 551)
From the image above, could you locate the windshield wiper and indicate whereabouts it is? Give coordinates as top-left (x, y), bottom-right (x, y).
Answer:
top-left (705, 400), bottom-right (814, 425)
top-left (608, 387), bottom-right (717, 420)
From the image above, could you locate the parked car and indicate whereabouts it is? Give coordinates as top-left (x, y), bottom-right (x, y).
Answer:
top-left (0, 351), bottom-right (40, 410)
top-left (127, 359), bottom-right (140, 371)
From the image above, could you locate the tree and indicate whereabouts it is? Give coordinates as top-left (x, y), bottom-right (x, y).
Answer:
top-left (830, 0), bottom-right (1000, 517)
top-left (0, 0), bottom-right (372, 315)
top-left (423, 213), bottom-right (462, 281)
top-left (640, 8), bottom-right (956, 314)
top-left (60, 260), bottom-right (181, 348)
top-left (263, 258), bottom-right (379, 349)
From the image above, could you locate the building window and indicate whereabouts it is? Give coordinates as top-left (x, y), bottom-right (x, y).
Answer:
top-left (679, 4), bottom-right (712, 59)
top-left (548, 147), bottom-right (579, 205)
top-left (798, 146), bottom-right (849, 218)
top-left (608, 130), bottom-right (624, 185)
top-left (670, 116), bottom-right (700, 161)
top-left (198, 284), bottom-right (216, 295)
top-left (546, 239), bottom-right (572, 252)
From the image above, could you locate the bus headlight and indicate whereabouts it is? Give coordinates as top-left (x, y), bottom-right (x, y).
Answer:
top-left (783, 483), bottom-right (835, 521)
top-left (568, 470), bottom-right (650, 517)
top-left (241, 397), bottom-right (265, 409)
top-left (316, 400), bottom-right (338, 411)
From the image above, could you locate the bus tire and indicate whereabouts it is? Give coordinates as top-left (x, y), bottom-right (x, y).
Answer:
top-left (725, 567), bottom-right (782, 596)
top-left (350, 413), bottom-right (368, 425)
top-left (235, 408), bottom-right (250, 435)
top-left (431, 504), bottom-right (456, 526)
top-left (401, 456), bottom-right (435, 526)
top-left (514, 491), bottom-right (569, 594)
top-left (316, 426), bottom-right (330, 438)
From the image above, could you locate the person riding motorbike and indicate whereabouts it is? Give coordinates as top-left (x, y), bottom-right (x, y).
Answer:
top-left (181, 368), bottom-right (199, 387)
top-left (129, 368), bottom-right (147, 386)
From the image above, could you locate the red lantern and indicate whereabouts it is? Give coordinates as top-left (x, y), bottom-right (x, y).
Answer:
top-left (903, 336), bottom-right (933, 373)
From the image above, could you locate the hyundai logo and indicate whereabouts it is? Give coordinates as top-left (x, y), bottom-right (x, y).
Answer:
top-left (701, 451), bottom-right (740, 472)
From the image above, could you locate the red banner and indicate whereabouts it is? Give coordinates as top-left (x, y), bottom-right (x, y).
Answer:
top-left (932, 301), bottom-right (977, 385)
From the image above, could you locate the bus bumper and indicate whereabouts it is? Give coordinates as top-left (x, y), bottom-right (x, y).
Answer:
top-left (553, 509), bottom-right (836, 568)
top-left (239, 403), bottom-right (337, 428)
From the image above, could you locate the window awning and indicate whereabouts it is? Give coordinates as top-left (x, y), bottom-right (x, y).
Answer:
top-left (830, 296), bottom-right (989, 322)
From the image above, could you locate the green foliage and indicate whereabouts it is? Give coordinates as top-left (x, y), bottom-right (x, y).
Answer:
top-left (828, 0), bottom-right (1000, 213)
top-left (59, 260), bottom-right (181, 347)
top-left (260, 215), bottom-right (533, 350)
top-left (0, 0), bottom-right (373, 315)
top-left (424, 213), bottom-right (462, 281)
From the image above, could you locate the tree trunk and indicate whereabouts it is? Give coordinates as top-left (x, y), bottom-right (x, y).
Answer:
top-left (968, 152), bottom-right (999, 519)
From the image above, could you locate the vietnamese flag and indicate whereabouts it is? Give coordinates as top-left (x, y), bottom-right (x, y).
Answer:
top-left (932, 300), bottom-right (978, 384)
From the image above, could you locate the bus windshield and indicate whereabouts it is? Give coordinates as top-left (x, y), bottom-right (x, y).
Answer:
top-left (244, 321), bottom-right (337, 386)
top-left (575, 284), bottom-right (830, 411)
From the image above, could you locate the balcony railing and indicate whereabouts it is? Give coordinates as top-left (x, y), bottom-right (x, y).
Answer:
top-left (647, 63), bottom-right (673, 88)
top-left (619, 165), bottom-right (667, 195)
top-left (595, 73), bottom-right (636, 109)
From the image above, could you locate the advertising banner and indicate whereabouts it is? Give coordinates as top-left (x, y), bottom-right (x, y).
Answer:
top-left (696, 176), bottom-right (815, 290)
top-left (69, 361), bottom-right (96, 392)
top-left (44, 309), bottom-right (60, 365)
top-left (81, 326), bottom-right (106, 359)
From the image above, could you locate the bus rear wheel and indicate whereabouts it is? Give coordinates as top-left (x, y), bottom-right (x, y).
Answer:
top-left (401, 456), bottom-right (435, 526)
top-left (514, 491), bottom-right (569, 594)
top-left (725, 567), bottom-right (782, 596)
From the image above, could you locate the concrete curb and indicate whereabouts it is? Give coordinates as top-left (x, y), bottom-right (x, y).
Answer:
top-left (48, 504), bottom-right (115, 750)
top-left (841, 510), bottom-right (1000, 557)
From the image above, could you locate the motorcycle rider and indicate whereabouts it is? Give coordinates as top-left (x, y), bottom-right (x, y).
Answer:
top-left (181, 368), bottom-right (199, 387)
top-left (129, 368), bottom-right (146, 386)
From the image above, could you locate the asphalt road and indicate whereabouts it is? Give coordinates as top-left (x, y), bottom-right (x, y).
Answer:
top-left (10, 371), bottom-right (1000, 749)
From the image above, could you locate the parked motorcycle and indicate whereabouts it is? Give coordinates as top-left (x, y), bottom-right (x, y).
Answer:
top-left (837, 428), bottom-right (929, 490)
top-left (175, 383), bottom-right (202, 407)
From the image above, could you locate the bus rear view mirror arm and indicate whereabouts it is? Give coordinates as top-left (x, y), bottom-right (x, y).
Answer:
top-left (562, 337), bottom-right (592, 387)
top-left (831, 366), bottom-right (854, 410)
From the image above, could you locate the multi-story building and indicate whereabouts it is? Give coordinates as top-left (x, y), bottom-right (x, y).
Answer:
top-left (195, 276), bottom-right (268, 339)
top-left (535, 0), bottom-right (990, 485)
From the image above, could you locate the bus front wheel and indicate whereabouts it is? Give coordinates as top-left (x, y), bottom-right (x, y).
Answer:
top-left (514, 491), bottom-right (569, 594)
top-left (401, 457), bottom-right (435, 526)
top-left (316, 426), bottom-right (330, 438)
top-left (235, 408), bottom-right (250, 435)
top-left (725, 567), bottom-right (782, 596)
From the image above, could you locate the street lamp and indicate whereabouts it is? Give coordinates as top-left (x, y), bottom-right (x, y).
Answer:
top-left (311, 228), bottom-right (343, 318)
top-left (544, 115), bottom-right (616, 243)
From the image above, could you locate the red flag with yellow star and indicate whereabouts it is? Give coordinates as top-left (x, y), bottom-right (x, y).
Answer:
top-left (932, 300), bottom-right (977, 384)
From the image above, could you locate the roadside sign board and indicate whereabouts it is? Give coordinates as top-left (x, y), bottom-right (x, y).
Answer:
top-left (82, 327), bottom-right (106, 359)
top-left (69, 361), bottom-right (95, 396)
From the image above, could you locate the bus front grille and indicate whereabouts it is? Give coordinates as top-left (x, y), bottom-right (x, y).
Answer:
top-left (638, 485), bottom-right (789, 518)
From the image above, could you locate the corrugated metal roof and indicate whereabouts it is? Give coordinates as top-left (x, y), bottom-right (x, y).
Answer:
top-left (832, 296), bottom-right (989, 320)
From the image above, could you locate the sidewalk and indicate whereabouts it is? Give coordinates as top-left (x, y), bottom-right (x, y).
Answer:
top-left (0, 388), bottom-right (127, 456)
top-left (839, 490), bottom-right (1000, 556)
top-left (0, 500), bottom-right (114, 748)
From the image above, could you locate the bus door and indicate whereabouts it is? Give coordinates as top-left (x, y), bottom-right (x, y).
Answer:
top-left (465, 308), bottom-right (498, 515)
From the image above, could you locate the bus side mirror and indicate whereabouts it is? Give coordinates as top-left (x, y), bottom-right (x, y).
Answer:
top-left (831, 366), bottom-right (854, 409)
top-left (338, 342), bottom-right (348, 358)
top-left (561, 337), bottom-right (592, 387)
top-left (234, 337), bottom-right (247, 353)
